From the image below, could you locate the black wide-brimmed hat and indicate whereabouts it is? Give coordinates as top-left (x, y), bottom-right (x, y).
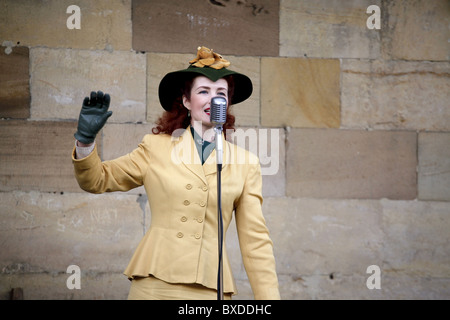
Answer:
top-left (158, 46), bottom-right (253, 111)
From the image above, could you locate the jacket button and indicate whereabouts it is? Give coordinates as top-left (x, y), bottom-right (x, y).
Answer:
top-left (194, 233), bottom-right (201, 239)
top-left (199, 201), bottom-right (206, 207)
top-left (186, 184), bottom-right (192, 190)
top-left (181, 216), bottom-right (187, 222)
top-left (177, 232), bottom-right (183, 238)
top-left (183, 200), bottom-right (190, 206)
top-left (202, 186), bottom-right (208, 192)
top-left (196, 217), bottom-right (203, 223)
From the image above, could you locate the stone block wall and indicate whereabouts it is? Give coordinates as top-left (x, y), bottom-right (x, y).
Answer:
top-left (0, 0), bottom-right (449, 300)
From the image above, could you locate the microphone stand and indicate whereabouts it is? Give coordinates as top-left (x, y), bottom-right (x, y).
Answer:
top-left (214, 125), bottom-right (224, 300)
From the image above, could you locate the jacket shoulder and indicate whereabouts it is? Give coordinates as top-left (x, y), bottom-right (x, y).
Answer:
top-left (140, 133), bottom-right (172, 147)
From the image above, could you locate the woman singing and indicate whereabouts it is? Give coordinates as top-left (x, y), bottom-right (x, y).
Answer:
top-left (72, 46), bottom-right (280, 300)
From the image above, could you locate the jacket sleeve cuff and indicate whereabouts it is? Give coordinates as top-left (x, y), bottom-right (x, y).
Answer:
top-left (72, 143), bottom-right (100, 170)
top-left (73, 140), bottom-right (96, 159)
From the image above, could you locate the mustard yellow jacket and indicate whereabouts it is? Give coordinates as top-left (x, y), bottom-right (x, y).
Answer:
top-left (72, 126), bottom-right (280, 299)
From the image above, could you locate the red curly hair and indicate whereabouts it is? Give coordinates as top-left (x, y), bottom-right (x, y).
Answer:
top-left (152, 75), bottom-right (236, 139)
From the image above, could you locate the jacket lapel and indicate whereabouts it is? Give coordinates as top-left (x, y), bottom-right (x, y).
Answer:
top-left (172, 127), bottom-right (207, 185)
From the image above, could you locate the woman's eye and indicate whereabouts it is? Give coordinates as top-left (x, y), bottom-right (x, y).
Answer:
top-left (199, 90), bottom-right (208, 94)
top-left (217, 92), bottom-right (227, 96)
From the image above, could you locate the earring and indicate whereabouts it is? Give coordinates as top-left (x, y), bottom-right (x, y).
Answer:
top-left (188, 110), bottom-right (191, 117)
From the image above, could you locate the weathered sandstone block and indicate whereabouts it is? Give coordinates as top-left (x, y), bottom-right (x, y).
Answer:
top-left (0, 0), bottom-right (132, 50)
top-left (133, 0), bottom-right (279, 56)
top-left (280, 0), bottom-right (381, 59)
top-left (261, 58), bottom-right (340, 128)
top-left (341, 59), bottom-right (450, 131)
top-left (286, 128), bottom-right (417, 199)
top-left (30, 48), bottom-right (146, 123)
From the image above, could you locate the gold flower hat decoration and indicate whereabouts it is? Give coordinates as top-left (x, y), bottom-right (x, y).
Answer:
top-left (189, 46), bottom-right (231, 70)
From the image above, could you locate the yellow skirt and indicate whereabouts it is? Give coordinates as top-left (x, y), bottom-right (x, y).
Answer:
top-left (127, 276), bottom-right (232, 300)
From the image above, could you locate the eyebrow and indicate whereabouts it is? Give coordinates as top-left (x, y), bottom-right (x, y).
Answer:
top-left (196, 86), bottom-right (227, 91)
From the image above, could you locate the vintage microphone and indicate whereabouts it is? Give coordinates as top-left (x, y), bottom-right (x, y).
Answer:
top-left (210, 96), bottom-right (227, 300)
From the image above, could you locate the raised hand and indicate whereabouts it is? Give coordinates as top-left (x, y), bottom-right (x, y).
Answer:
top-left (74, 91), bottom-right (113, 144)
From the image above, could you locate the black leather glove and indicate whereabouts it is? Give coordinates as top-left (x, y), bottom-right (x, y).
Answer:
top-left (74, 91), bottom-right (112, 144)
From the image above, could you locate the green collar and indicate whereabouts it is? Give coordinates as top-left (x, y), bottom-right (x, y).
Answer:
top-left (190, 126), bottom-right (215, 165)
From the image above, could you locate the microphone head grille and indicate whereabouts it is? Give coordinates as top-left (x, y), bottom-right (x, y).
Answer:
top-left (210, 96), bottom-right (227, 125)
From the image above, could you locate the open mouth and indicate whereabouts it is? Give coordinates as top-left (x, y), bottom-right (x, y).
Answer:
top-left (204, 108), bottom-right (210, 116)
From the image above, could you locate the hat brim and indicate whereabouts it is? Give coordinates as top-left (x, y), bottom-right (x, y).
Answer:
top-left (158, 66), bottom-right (253, 111)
